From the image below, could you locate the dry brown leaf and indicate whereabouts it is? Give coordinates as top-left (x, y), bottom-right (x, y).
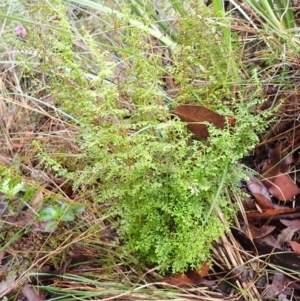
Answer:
top-left (22, 285), bottom-right (44, 301)
top-left (289, 241), bottom-right (300, 255)
top-left (256, 234), bottom-right (282, 249)
top-left (263, 273), bottom-right (291, 299)
top-left (163, 264), bottom-right (212, 288)
top-left (252, 193), bottom-right (274, 209)
top-left (0, 154), bottom-right (11, 166)
top-left (277, 226), bottom-right (299, 246)
top-left (33, 221), bottom-right (56, 233)
top-left (259, 99), bottom-right (274, 111)
top-left (1, 110), bottom-right (14, 130)
top-left (172, 104), bottom-right (231, 139)
top-left (163, 273), bottom-right (194, 287)
top-left (283, 155), bottom-right (294, 165)
top-left (6, 214), bottom-right (55, 233)
top-left (247, 175), bottom-right (270, 197)
top-left (242, 197), bottom-right (256, 210)
top-left (249, 225), bottom-right (276, 239)
top-left (0, 201), bottom-right (8, 217)
top-left (268, 173), bottom-right (300, 201)
top-left (245, 208), bottom-right (297, 221)
top-left (280, 219), bottom-right (300, 227)
top-left (185, 273), bottom-right (216, 288)
top-left (30, 191), bottom-right (44, 212)
top-left (0, 252), bottom-right (4, 264)
top-left (11, 142), bottom-right (23, 151)
top-left (261, 147), bottom-right (282, 188)
top-left (0, 276), bottom-right (16, 294)
top-left (273, 204), bottom-right (291, 210)
top-left (198, 261), bottom-right (210, 277)
top-left (247, 175), bottom-right (274, 209)
top-left (6, 215), bottom-right (31, 226)
top-left (259, 147), bottom-right (299, 201)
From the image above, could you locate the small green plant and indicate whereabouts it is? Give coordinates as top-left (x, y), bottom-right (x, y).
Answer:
top-left (0, 178), bottom-right (24, 199)
top-left (39, 203), bottom-right (85, 230)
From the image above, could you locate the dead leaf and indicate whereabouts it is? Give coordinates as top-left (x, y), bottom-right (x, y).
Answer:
top-left (163, 265), bottom-right (212, 288)
top-left (0, 265), bottom-right (9, 279)
top-left (249, 225), bottom-right (276, 239)
top-left (33, 221), bottom-right (56, 233)
top-left (232, 228), bottom-right (300, 271)
top-left (172, 104), bottom-right (233, 139)
top-left (259, 146), bottom-right (299, 201)
top-left (252, 193), bottom-right (274, 209)
top-left (283, 155), bottom-right (294, 165)
top-left (0, 154), bottom-right (11, 166)
top-left (263, 273), bottom-right (291, 299)
top-left (261, 146), bottom-right (283, 188)
top-left (268, 173), bottom-right (300, 201)
top-left (6, 215), bottom-right (31, 226)
top-left (22, 285), bottom-right (44, 301)
top-left (11, 142), bottom-right (23, 151)
top-left (6, 214), bottom-right (55, 233)
top-left (247, 175), bottom-right (274, 209)
top-left (280, 219), bottom-right (300, 228)
top-left (163, 273), bottom-right (194, 287)
top-left (198, 261), bottom-right (210, 277)
top-left (273, 204), bottom-right (291, 210)
top-left (0, 276), bottom-right (16, 294)
top-left (0, 201), bottom-right (8, 217)
top-left (185, 270), bottom-right (203, 285)
top-left (256, 234), bottom-right (282, 249)
top-left (242, 197), bottom-right (256, 210)
top-left (259, 99), bottom-right (274, 111)
top-left (245, 208), bottom-right (298, 222)
top-left (0, 252), bottom-right (4, 264)
top-left (30, 191), bottom-right (44, 212)
top-left (1, 110), bottom-right (14, 130)
top-left (277, 226), bottom-right (299, 246)
top-left (289, 241), bottom-right (300, 255)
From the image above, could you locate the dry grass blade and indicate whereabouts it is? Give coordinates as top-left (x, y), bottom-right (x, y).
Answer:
top-left (212, 189), bottom-right (264, 301)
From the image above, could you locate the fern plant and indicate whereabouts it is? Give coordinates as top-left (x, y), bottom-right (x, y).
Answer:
top-left (77, 93), bottom-right (273, 274)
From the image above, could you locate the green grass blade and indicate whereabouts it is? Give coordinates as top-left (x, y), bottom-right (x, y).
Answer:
top-left (168, 0), bottom-right (185, 16)
top-left (125, 0), bottom-right (178, 42)
top-left (63, 0), bottom-right (176, 47)
top-left (212, 0), bottom-right (240, 82)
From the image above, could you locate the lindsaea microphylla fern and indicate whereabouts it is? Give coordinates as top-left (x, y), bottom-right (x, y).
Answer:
top-left (75, 95), bottom-right (274, 274)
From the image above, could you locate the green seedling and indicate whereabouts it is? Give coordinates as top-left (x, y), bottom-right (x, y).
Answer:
top-left (39, 203), bottom-right (85, 230)
top-left (0, 178), bottom-right (24, 199)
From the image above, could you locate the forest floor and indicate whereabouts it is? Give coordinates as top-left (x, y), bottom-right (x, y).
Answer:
top-left (2, 1), bottom-right (300, 301)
